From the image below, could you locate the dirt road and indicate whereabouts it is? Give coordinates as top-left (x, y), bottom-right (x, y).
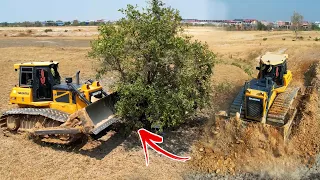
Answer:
top-left (0, 38), bottom-right (91, 48)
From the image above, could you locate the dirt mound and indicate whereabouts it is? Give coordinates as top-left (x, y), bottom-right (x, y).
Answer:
top-left (190, 117), bottom-right (298, 176)
top-left (189, 62), bottom-right (320, 178)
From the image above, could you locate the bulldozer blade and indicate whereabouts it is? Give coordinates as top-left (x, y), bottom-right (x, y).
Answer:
top-left (84, 93), bottom-right (120, 135)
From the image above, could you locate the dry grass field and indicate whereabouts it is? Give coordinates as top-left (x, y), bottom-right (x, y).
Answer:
top-left (1, 26), bottom-right (320, 179)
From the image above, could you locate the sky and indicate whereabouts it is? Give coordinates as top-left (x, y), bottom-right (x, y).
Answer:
top-left (0, 0), bottom-right (319, 22)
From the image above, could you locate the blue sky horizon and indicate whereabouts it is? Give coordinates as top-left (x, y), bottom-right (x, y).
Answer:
top-left (1, 0), bottom-right (319, 22)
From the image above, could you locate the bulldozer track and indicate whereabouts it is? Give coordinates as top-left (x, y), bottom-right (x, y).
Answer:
top-left (0, 108), bottom-right (69, 131)
top-left (267, 87), bottom-right (300, 126)
top-left (229, 87), bottom-right (246, 118)
top-left (0, 108), bottom-right (77, 144)
top-left (2, 108), bottom-right (69, 123)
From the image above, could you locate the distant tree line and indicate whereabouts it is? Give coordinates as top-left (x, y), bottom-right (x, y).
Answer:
top-left (182, 12), bottom-right (320, 32)
top-left (0, 20), bottom-right (111, 27)
top-left (184, 22), bottom-right (320, 32)
top-left (312, 23), bottom-right (320, 31)
top-left (1, 15), bottom-right (319, 31)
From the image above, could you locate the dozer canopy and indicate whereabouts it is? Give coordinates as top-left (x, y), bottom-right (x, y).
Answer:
top-left (260, 53), bottom-right (288, 66)
top-left (257, 53), bottom-right (289, 86)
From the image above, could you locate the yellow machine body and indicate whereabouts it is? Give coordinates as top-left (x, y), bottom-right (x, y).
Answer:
top-left (230, 53), bottom-right (296, 124)
top-left (244, 70), bottom-right (292, 121)
top-left (228, 53), bottom-right (300, 140)
top-left (0, 61), bottom-right (119, 145)
top-left (9, 62), bottom-right (104, 114)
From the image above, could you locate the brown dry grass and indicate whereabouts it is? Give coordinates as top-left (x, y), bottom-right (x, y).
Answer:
top-left (0, 26), bottom-right (99, 38)
top-left (1, 27), bottom-right (320, 179)
top-left (0, 132), bottom-right (186, 180)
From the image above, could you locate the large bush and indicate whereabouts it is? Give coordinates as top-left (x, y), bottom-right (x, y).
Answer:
top-left (89, 0), bottom-right (215, 130)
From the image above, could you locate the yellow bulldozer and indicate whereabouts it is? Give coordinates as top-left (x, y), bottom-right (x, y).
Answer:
top-left (0, 61), bottom-right (119, 145)
top-left (228, 53), bottom-right (301, 140)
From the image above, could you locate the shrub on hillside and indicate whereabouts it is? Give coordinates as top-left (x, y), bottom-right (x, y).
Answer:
top-left (297, 36), bottom-right (304, 40)
top-left (44, 29), bottom-right (53, 33)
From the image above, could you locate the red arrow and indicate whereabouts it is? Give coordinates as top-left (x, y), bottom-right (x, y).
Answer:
top-left (138, 128), bottom-right (191, 166)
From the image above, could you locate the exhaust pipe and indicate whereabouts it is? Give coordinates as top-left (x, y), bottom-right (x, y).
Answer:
top-left (76, 71), bottom-right (80, 85)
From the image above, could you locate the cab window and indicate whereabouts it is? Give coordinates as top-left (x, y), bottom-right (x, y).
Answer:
top-left (20, 67), bottom-right (33, 87)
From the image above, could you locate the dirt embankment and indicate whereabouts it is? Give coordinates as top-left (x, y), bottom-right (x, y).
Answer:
top-left (189, 62), bottom-right (320, 179)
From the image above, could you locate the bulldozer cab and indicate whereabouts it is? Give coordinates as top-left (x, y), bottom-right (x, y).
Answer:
top-left (12, 61), bottom-right (109, 109)
top-left (257, 53), bottom-right (288, 86)
top-left (15, 61), bottom-right (61, 102)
